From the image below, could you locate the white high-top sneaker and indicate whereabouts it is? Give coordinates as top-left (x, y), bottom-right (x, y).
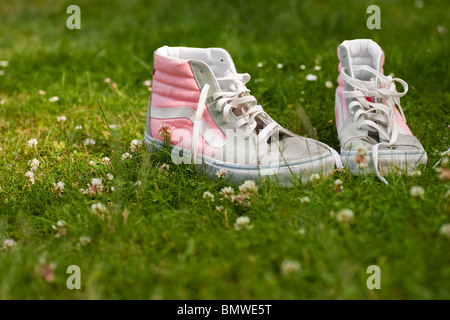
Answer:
top-left (335, 39), bottom-right (427, 183)
top-left (145, 46), bottom-right (342, 185)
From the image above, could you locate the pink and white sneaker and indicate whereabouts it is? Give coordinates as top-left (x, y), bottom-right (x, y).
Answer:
top-left (335, 39), bottom-right (427, 183)
top-left (144, 46), bottom-right (342, 185)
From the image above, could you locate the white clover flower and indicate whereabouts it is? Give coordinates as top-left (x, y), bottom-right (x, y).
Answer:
top-left (106, 173), bottom-right (114, 181)
top-left (39, 90), bottom-right (46, 95)
top-left (219, 186), bottom-right (234, 200)
top-left (439, 224), bottom-right (450, 239)
top-left (89, 160), bottom-right (95, 166)
top-left (314, 65), bottom-right (321, 71)
top-left (0, 100), bottom-right (4, 104)
top-left (75, 125), bottom-right (83, 130)
top-left (280, 260), bottom-right (302, 275)
top-left (79, 236), bottom-right (91, 246)
top-left (300, 196), bottom-right (311, 203)
top-left (143, 80), bottom-right (152, 87)
top-left (234, 216), bottom-right (253, 231)
top-left (409, 170), bottom-right (422, 177)
top-left (306, 74), bottom-right (317, 81)
top-left (121, 152), bottom-right (132, 160)
top-left (203, 191), bottom-right (214, 202)
top-left (0, 61), bottom-right (8, 67)
top-left (110, 186), bottom-right (115, 192)
top-left (336, 209), bottom-right (354, 222)
top-left (52, 181), bottom-right (65, 195)
top-left (298, 227), bottom-right (306, 235)
top-left (277, 63), bottom-right (283, 69)
top-left (49, 96), bottom-right (59, 103)
top-left (91, 178), bottom-right (102, 186)
top-left (134, 180), bottom-right (142, 187)
top-left (257, 62), bottom-right (263, 68)
top-left (2, 238), bottom-right (17, 249)
top-left (104, 78), bottom-right (111, 83)
top-left (215, 168), bottom-right (228, 179)
top-left (25, 171), bottom-right (35, 184)
top-left (130, 139), bottom-right (143, 152)
top-left (57, 115), bottom-right (67, 123)
top-left (325, 81), bottom-right (333, 88)
top-left (410, 186), bottom-right (425, 199)
top-left (216, 206), bottom-right (224, 213)
top-left (80, 188), bottom-right (88, 194)
top-left (29, 158), bottom-right (40, 171)
top-left (160, 163), bottom-right (170, 172)
top-left (300, 64), bottom-right (306, 70)
top-left (27, 138), bottom-right (38, 148)
top-left (100, 157), bottom-right (111, 165)
top-left (84, 138), bottom-right (96, 146)
top-left (239, 180), bottom-right (258, 194)
top-left (90, 202), bottom-right (107, 214)
top-left (309, 173), bottom-right (320, 182)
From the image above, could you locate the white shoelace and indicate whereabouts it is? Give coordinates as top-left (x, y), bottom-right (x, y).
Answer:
top-left (341, 65), bottom-right (409, 184)
top-left (192, 73), bottom-right (342, 168)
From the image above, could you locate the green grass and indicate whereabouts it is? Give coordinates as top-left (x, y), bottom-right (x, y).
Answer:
top-left (0, 0), bottom-right (449, 299)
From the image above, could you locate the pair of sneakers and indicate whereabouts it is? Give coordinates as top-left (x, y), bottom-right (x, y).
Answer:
top-left (144, 39), bottom-right (427, 185)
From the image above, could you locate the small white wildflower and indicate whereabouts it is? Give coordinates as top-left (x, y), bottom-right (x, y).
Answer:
top-left (414, 0), bottom-right (423, 9)
top-left (216, 206), bottom-right (224, 213)
top-left (100, 157), bottom-right (111, 165)
top-left (234, 216), bottom-right (253, 231)
top-left (306, 74), bottom-right (317, 81)
top-left (25, 171), bottom-right (35, 184)
top-left (2, 239), bottom-right (17, 249)
top-left (410, 186), bottom-right (425, 199)
top-left (29, 158), bottom-right (40, 171)
top-left (409, 170), bottom-right (422, 177)
top-left (439, 224), bottom-right (450, 239)
top-left (437, 25), bottom-right (447, 36)
top-left (121, 152), bottom-right (132, 160)
top-left (160, 163), bottom-right (170, 172)
top-left (219, 186), bottom-right (234, 200)
top-left (314, 66), bottom-right (321, 71)
top-left (91, 202), bottom-right (107, 213)
top-left (280, 260), bottom-right (302, 275)
top-left (75, 125), bottom-right (83, 130)
top-left (239, 180), bottom-right (258, 194)
top-left (325, 81), bottom-right (333, 88)
top-left (91, 178), bottom-right (102, 186)
top-left (110, 186), bottom-right (115, 192)
top-left (49, 96), bottom-right (59, 103)
top-left (336, 209), bottom-right (354, 222)
top-left (130, 139), bottom-right (143, 152)
top-left (57, 115), bottom-right (67, 123)
top-left (52, 181), bottom-right (65, 195)
top-left (52, 220), bottom-right (67, 238)
top-left (84, 138), bottom-right (96, 146)
top-left (257, 62), bottom-right (263, 68)
top-left (203, 191), bottom-right (214, 202)
top-left (300, 196), bottom-right (311, 203)
top-left (300, 64), bottom-right (306, 70)
top-left (104, 78), bottom-right (111, 83)
top-left (309, 173), bottom-right (320, 182)
top-left (89, 160), bottom-right (96, 166)
top-left (298, 227), bottom-right (306, 235)
top-left (79, 236), bottom-right (91, 246)
top-left (277, 63), bottom-right (283, 69)
top-left (106, 173), bottom-right (114, 181)
top-left (215, 168), bottom-right (228, 179)
top-left (27, 138), bottom-right (38, 148)
top-left (0, 70), bottom-right (4, 76)
top-left (39, 90), bottom-right (46, 95)
top-left (143, 80), bottom-right (152, 87)
top-left (134, 180), bottom-right (142, 187)
top-left (0, 61), bottom-right (8, 67)
top-left (0, 100), bottom-right (4, 104)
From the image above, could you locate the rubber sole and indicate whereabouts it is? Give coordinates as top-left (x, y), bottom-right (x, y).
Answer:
top-left (144, 131), bottom-right (337, 186)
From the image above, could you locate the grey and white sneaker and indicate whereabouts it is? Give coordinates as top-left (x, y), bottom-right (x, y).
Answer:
top-left (144, 46), bottom-right (342, 185)
top-left (335, 39), bottom-right (427, 183)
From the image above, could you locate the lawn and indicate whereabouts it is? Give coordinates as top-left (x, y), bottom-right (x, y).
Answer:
top-left (0, 0), bottom-right (449, 299)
